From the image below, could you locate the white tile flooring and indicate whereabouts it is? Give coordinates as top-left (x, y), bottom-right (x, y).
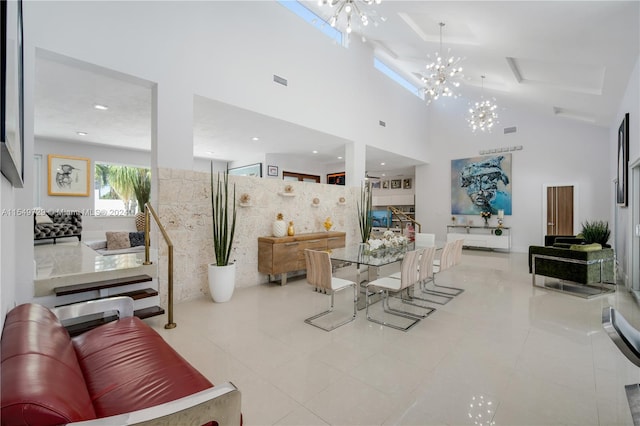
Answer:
top-left (143, 250), bottom-right (639, 426)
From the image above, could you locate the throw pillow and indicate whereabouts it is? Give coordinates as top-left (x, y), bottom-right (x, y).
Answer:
top-left (129, 231), bottom-right (145, 247)
top-left (34, 209), bottom-right (53, 224)
top-left (570, 243), bottom-right (602, 252)
top-left (106, 232), bottom-right (131, 250)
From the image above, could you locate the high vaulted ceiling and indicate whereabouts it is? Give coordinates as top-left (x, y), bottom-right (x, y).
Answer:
top-left (33, 1), bottom-right (639, 174)
top-left (302, 0), bottom-right (639, 126)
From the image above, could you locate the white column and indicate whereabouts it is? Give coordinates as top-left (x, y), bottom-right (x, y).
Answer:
top-left (151, 82), bottom-right (194, 172)
top-left (345, 141), bottom-right (366, 187)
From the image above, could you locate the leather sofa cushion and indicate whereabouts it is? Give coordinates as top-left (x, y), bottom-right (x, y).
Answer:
top-left (1, 304), bottom-right (97, 426)
top-left (72, 316), bottom-right (213, 418)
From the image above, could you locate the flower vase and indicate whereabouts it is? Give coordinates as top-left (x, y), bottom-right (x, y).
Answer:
top-left (273, 214), bottom-right (286, 237)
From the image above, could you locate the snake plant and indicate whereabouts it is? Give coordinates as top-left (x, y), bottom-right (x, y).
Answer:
top-left (211, 163), bottom-right (237, 266)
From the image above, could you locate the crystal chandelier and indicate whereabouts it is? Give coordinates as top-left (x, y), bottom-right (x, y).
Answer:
top-left (318, 0), bottom-right (382, 35)
top-left (467, 76), bottom-right (499, 132)
top-left (421, 22), bottom-right (463, 103)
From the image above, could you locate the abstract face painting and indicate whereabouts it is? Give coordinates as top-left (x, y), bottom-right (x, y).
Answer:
top-left (451, 154), bottom-right (512, 215)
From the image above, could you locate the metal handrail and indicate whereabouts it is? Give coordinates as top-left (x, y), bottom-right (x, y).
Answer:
top-left (144, 203), bottom-right (176, 329)
top-left (387, 206), bottom-right (422, 233)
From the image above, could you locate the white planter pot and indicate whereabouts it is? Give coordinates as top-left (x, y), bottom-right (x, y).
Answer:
top-left (208, 263), bottom-right (236, 303)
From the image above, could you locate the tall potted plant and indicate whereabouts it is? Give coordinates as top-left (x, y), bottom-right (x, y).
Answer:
top-left (357, 181), bottom-right (372, 243)
top-left (208, 163), bottom-right (237, 302)
top-left (132, 168), bottom-right (151, 231)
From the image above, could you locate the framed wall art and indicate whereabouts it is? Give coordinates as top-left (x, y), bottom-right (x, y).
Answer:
top-left (616, 113), bottom-right (629, 206)
top-left (1, 0), bottom-right (25, 188)
top-left (451, 153), bottom-right (512, 215)
top-left (267, 165), bottom-right (278, 177)
top-left (228, 163), bottom-right (262, 177)
top-left (390, 179), bottom-right (402, 189)
top-left (48, 154), bottom-right (90, 196)
top-left (403, 178), bottom-right (412, 189)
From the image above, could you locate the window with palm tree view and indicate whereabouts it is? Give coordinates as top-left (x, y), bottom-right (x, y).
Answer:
top-left (94, 162), bottom-right (150, 216)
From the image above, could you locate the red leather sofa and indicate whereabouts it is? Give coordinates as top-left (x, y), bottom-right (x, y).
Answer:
top-left (1, 298), bottom-right (241, 426)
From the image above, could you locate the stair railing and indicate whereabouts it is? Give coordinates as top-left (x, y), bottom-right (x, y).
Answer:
top-left (387, 206), bottom-right (422, 233)
top-left (144, 203), bottom-right (176, 329)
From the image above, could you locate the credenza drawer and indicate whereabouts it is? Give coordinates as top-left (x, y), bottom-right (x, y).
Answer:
top-left (257, 232), bottom-right (346, 282)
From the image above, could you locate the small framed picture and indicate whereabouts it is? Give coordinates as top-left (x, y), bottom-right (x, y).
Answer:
top-left (391, 179), bottom-right (401, 189)
top-left (267, 165), bottom-right (279, 177)
top-left (403, 178), bottom-right (412, 189)
top-left (382, 180), bottom-right (389, 189)
top-left (48, 154), bottom-right (90, 196)
top-left (371, 180), bottom-right (381, 189)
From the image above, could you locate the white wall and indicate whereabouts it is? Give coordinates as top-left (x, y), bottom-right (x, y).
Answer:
top-left (24, 1), bottom-right (430, 171)
top-left (416, 95), bottom-right (610, 253)
top-left (611, 57), bottom-right (640, 286)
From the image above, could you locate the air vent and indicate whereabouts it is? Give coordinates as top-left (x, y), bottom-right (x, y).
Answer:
top-left (504, 126), bottom-right (517, 134)
top-left (379, 120), bottom-right (386, 127)
top-left (273, 75), bottom-right (288, 86)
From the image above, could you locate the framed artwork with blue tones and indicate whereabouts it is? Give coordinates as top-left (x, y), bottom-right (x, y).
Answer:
top-left (451, 154), bottom-right (512, 215)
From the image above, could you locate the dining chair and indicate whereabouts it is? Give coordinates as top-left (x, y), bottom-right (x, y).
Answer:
top-left (304, 249), bottom-right (357, 331)
top-left (414, 232), bottom-right (436, 247)
top-left (366, 249), bottom-right (435, 331)
top-left (429, 239), bottom-right (465, 296)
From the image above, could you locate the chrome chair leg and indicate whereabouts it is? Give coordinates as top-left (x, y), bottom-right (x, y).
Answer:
top-left (419, 279), bottom-right (455, 305)
top-left (388, 288), bottom-right (437, 318)
top-left (430, 272), bottom-right (464, 296)
top-left (366, 288), bottom-right (420, 331)
top-left (305, 283), bottom-right (357, 332)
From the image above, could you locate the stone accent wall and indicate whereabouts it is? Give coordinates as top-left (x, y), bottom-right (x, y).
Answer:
top-left (156, 167), bottom-right (361, 304)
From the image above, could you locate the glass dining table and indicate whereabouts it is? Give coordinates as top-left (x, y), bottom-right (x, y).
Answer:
top-left (329, 242), bottom-right (443, 310)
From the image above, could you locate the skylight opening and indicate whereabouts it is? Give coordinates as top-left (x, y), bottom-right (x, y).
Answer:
top-left (374, 58), bottom-right (424, 100)
top-left (278, 1), bottom-right (343, 45)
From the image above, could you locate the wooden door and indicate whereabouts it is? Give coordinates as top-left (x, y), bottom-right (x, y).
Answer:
top-left (546, 186), bottom-right (574, 235)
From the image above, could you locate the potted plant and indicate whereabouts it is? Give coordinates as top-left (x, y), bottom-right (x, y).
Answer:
top-left (132, 168), bottom-right (151, 231)
top-left (208, 163), bottom-right (237, 302)
top-left (357, 181), bottom-right (372, 243)
top-left (580, 220), bottom-right (611, 247)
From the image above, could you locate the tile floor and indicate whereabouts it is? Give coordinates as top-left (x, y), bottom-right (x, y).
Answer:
top-left (144, 250), bottom-right (639, 426)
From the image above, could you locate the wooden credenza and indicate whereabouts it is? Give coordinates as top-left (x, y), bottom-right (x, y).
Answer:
top-left (258, 231), bottom-right (346, 285)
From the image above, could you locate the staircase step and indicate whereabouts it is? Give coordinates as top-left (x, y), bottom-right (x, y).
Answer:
top-left (135, 306), bottom-right (165, 319)
top-left (113, 288), bottom-right (159, 300)
top-left (55, 288), bottom-right (159, 308)
top-left (54, 275), bottom-right (153, 296)
top-left (63, 306), bottom-right (165, 336)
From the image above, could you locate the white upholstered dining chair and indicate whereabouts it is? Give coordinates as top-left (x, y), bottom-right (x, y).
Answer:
top-left (366, 249), bottom-right (435, 331)
top-left (304, 249), bottom-right (357, 331)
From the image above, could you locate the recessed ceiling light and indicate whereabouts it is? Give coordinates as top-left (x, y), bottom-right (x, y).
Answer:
top-left (382, 173), bottom-right (386, 177)
top-left (338, 156), bottom-right (343, 160)
top-left (380, 162), bottom-right (385, 166)
top-left (93, 104), bottom-right (109, 110)
top-left (251, 137), bottom-right (260, 141)
top-left (206, 151), bottom-right (214, 155)
top-left (312, 150), bottom-right (318, 154)
top-left (76, 131), bottom-right (88, 136)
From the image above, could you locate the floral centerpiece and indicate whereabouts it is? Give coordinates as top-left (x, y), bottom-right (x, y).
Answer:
top-left (480, 211), bottom-right (491, 226)
top-left (365, 230), bottom-right (408, 255)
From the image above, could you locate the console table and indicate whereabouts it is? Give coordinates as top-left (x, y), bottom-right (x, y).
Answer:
top-left (447, 225), bottom-right (511, 251)
top-left (258, 231), bottom-right (346, 285)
